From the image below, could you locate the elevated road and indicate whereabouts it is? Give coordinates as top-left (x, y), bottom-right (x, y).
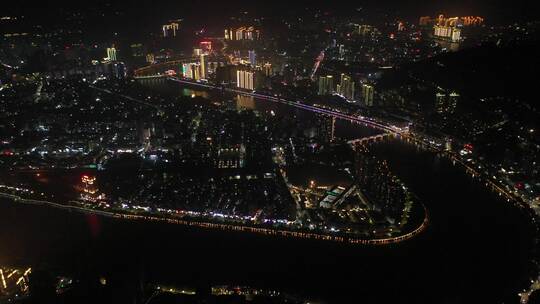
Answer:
top-left (146, 76), bottom-right (408, 135)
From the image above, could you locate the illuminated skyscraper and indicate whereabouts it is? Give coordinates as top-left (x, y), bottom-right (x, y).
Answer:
top-left (362, 84), bottom-right (374, 106)
top-left (146, 53), bottom-right (155, 64)
top-left (338, 45), bottom-right (345, 60)
top-left (434, 25), bottom-right (461, 42)
top-left (435, 92), bottom-right (446, 114)
top-left (162, 22), bottom-right (179, 37)
top-left (263, 62), bottom-right (272, 76)
top-left (200, 54), bottom-right (207, 79)
top-left (106, 47), bottom-right (117, 61)
top-left (448, 92), bottom-right (459, 111)
top-left (225, 26), bottom-right (260, 40)
top-left (237, 70), bottom-right (255, 90)
top-left (80, 175), bottom-right (104, 202)
top-left (338, 74), bottom-right (355, 101)
top-left (436, 91), bottom-right (459, 114)
top-left (182, 63), bottom-right (193, 79)
top-left (318, 75), bottom-right (334, 95)
top-left (355, 24), bottom-right (376, 36)
top-left (193, 48), bottom-right (203, 56)
top-left (248, 50), bottom-right (256, 66)
top-left (192, 64), bottom-right (201, 80)
top-left (199, 41), bottom-right (212, 53)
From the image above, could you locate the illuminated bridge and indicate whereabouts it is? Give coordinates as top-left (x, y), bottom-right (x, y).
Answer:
top-left (348, 133), bottom-right (394, 146)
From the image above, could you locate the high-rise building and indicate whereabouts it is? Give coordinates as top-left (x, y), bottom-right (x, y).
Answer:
top-left (355, 24), bottom-right (377, 36)
top-left (182, 62), bottom-right (202, 80)
top-left (435, 92), bottom-right (446, 114)
top-left (225, 27), bottom-right (260, 41)
top-left (318, 115), bottom-right (336, 143)
top-left (318, 75), bottom-right (334, 95)
top-left (199, 41), bottom-right (212, 53)
top-left (248, 50), bottom-right (256, 66)
top-left (434, 25), bottom-right (461, 42)
top-left (355, 148), bottom-right (405, 221)
top-left (237, 69), bottom-right (255, 90)
top-left (182, 63), bottom-right (191, 79)
top-left (192, 64), bottom-right (201, 81)
top-left (450, 28), bottom-right (461, 42)
top-left (106, 47), bottom-right (117, 61)
top-left (109, 62), bottom-right (126, 79)
top-left (200, 54), bottom-right (207, 79)
top-left (338, 45), bottom-right (345, 60)
top-left (146, 53), bottom-right (155, 64)
top-left (163, 22), bottom-right (179, 37)
top-left (448, 92), bottom-right (459, 111)
top-left (193, 48), bottom-right (203, 56)
top-left (362, 84), bottom-right (374, 106)
top-left (338, 74), bottom-right (355, 101)
top-left (80, 175), bottom-right (104, 202)
top-left (263, 62), bottom-right (272, 76)
top-left (436, 91), bottom-right (459, 114)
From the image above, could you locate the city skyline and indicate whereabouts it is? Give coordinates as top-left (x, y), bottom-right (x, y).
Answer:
top-left (0, 1), bottom-right (539, 304)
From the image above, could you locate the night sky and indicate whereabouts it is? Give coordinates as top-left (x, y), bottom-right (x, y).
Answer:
top-left (7, 0), bottom-right (540, 23)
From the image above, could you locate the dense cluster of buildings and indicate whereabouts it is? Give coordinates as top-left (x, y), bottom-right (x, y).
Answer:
top-left (419, 14), bottom-right (484, 42)
top-left (0, 266), bottom-right (32, 299)
top-left (224, 26), bottom-right (260, 41)
top-left (355, 145), bottom-right (410, 224)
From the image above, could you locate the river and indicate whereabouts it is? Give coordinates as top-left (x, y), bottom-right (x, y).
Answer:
top-left (0, 78), bottom-right (535, 304)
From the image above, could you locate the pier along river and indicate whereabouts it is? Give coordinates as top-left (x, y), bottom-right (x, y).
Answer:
top-left (0, 78), bottom-right (535, 304)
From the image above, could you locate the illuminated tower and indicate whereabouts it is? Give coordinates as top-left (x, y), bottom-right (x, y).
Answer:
top-left (106, 47), bottom-right (117, 61)
top-left (182, 63), bottom-right (193, 79)
top-left (200, 54), bottom-right (207, 79)
top-left (451, 27), bottom-right (461, 42)
top-left (236, 70), bottom-right (254, 90)
top-left (263, 62), bottom-right (272, 76)
top-left (318, 75), bottom-right (334, 95)
top-left (81, 175), bottom-right (99, 202)
top-left (192, 64), bottom-right (201, 81)
top-left (163, 22), bottom-right (179, 37)
top-left (339, 74), bottom-right (355, 100)
top-left (362, 84), bottom-right (374, 107)
top-left (248, 50), bottom-right (256, 66)
top-left (436, 91), bottom-right (459, 114)
top-left (146, 53), bottom-right (155, 64)
top-left (193, 48), bottom-right (203, 56)
top-left (448, 92), bottom-right (460, 112)
top-left (199, 41), bottom-right (212, 53)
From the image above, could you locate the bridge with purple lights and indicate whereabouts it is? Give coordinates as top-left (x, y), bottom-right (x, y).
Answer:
top-left (135, 73), bottom-right (408, 135)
